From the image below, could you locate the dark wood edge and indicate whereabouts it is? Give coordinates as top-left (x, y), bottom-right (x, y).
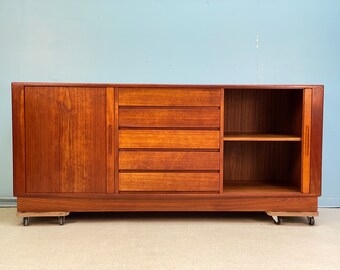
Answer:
top-left (106, 87), bottom-right (115, 193)
top-left (114, 87), bottom-right (119, 193)
top-left (219, 88), bottom-right (224, 193)
top-left (17, 191), bottom-right (318, 198)
top-left (12, 82), bottom-right (324, 89)
top-left (12, 84), bottom-right (26, 196)
top-left (310, 86), bottom-right (324, 195)
top-left (17, 196), bottom-right (318, 212)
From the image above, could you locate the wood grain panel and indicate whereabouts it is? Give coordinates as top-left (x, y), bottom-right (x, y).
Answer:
top-left (223, 134), bottom-right (301, 141)
top-left (310, 86), bottom-right (324, 195)
top-left (106, 87), bottom-right (115, 193)
top-left (118, 88), bottom-right (220, 106)
top-left (219, 88), bottom-right (224, 193)
top-left (119, 108), bottom-right (220, 128)
top-left (119, 130), bottom-right (220, 149)
top-left (223, 142), bottom-right (301, 188)
top-left (17, 196), bottom-right (318, 212)
top-left (119, 151), bottom-right (219, 170)
top-left (114, 88), bottom-right (119, 193)
top-left (119, 173), bottom-right (219, 191)
top-left (301, 88), bottom-right (312, 193)
top-left (25, 87), bottom-right (107, 193)
top-left (12, 83), bottom-right (26, 195)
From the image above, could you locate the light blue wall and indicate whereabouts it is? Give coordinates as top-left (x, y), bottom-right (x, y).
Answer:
top-left (0, 0), bottom-right (339, 206)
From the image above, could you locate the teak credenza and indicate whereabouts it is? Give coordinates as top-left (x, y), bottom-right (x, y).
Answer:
top-left (12, 83), bottom-right (324, 226)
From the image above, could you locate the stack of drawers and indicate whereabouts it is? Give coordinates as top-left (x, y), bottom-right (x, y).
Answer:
top-left (118, 87), bottom-right (221, 192)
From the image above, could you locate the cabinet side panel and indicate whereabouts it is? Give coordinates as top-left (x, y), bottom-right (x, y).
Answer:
top-left (12, 83), bottom-right (26, 196)
top-left (310, 86), bottom-right (324, 195)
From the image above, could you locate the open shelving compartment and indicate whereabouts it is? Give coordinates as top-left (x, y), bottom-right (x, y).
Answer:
top-left (223, 88), bottom-right (304, 195)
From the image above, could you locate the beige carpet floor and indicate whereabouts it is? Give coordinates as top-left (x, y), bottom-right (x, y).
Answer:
top-left (0, 208), bottom-right (339, 270)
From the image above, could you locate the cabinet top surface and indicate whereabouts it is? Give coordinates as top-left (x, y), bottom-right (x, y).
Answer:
top-left (11, 82), bottom-right (324, 89)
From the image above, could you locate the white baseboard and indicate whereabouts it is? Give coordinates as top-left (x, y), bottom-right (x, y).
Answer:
top-left (0, 197), bottom-right (17, 207)
top-left (319, 198), bottom-right (340, 207)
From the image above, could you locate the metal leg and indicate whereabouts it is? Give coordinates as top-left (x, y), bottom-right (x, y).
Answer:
top-left (307, 216), bottom-right (315, 226)
top-left (272, 216), bottom-right (282, 225)
top-left (58, 216), bottom-right (65, 225)
top-left (23, 217), bottom-right (29, 226)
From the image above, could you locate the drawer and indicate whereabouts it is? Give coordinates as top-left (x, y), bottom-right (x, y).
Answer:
top-left (119, 130), bottom-right (220, 149)
top-left (119, 172), bottom-right (219, 191)
top-left (119, 108), bottom-right (220, 128)
top-left (118, 88), bottom-right (221, 106)
top-left (119, 151), bottom-right (219, 170)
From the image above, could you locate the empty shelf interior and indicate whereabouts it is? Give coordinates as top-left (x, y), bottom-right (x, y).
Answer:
top-left (224, 89), bottom-right (303, 136)
top-left (223, 141), bottom-right (301, 192)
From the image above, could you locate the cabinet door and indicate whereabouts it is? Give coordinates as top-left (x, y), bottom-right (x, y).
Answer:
top-left (24, 86), bottom-right (111, 193)
top-left (301, 88), bottom-right (312, 193)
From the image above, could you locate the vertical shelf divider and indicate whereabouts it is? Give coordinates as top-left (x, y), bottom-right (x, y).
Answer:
top-left (114, 87), bottom-right (119, 194)
top-left (219, 88), bottom-right (224, 193)
top-left (106, 87), bottom-right (115, 193)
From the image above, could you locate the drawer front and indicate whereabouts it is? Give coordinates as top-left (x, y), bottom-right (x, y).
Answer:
top-left (119, 130), bottom-right (220, 149)
top-left (119, 108), bottom-right (220, 128)
top-left (119, 151), bottom-right (219, 170)
top-left (119, 173), bottom-right (219, 191)
top-left (118, 88), bottom-right (221, 106)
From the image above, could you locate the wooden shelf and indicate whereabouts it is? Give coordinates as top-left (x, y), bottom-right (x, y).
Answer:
top-left (223, 185), bottom-right (301, 196)
top-left (223, 133), bottom-right (301, 141)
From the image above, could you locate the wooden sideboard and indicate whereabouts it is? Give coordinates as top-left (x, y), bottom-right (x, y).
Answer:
top-left (12, 83), bottom-right (324, 226)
